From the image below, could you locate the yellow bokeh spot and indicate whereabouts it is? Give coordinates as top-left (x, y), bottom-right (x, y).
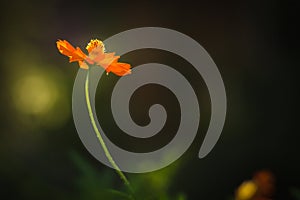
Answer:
top-left (11, 66), bottom-right (70, 129)
top-left (236, 181), bottom-right (257, 200)
top-left (13, 75), bottom-right (58, 115)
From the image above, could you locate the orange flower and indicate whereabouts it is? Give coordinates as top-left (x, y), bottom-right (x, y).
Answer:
top-left (56, 39), bottom-right (131, 76)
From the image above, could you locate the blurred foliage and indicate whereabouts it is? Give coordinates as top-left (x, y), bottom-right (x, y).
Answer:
top-left (290, 188), bottom-right (300, 200)
top-left (70, 151), bottom-right (186, 200)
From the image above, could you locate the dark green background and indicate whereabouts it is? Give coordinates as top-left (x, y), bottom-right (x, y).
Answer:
top-left (0, 0), bottom-right (298, 199)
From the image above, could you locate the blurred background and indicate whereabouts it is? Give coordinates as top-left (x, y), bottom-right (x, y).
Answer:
top-left (0, 0), bottom-right (299, 199)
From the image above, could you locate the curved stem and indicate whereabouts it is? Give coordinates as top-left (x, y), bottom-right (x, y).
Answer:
top-left (85, 70), bottom-right (134, 198)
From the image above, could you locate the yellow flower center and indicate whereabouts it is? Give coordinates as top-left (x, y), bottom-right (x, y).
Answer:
top-left (86, 39), bottom-right (105, 53)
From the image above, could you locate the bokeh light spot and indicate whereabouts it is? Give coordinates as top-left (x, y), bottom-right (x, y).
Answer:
top-left (10, 65), bottom-right (70, 130)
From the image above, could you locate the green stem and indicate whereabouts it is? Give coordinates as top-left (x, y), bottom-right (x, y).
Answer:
top-left (85, 70), bottom-right (134, 198)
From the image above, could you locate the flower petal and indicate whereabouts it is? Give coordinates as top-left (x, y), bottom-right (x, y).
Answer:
top-left (78, 60), bottom-right (89, 69)
top-left (56, 40), bottom-right (87, 63)
top-left (106, 62), bottom-right (131, 76)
